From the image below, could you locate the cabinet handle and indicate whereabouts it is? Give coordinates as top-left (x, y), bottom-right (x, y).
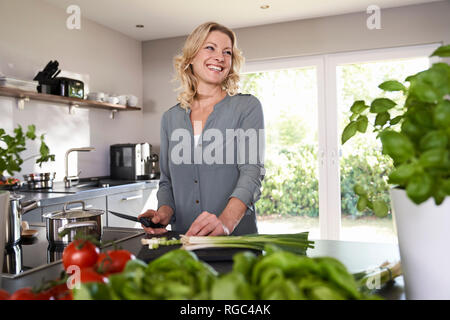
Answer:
top-left (122, 195), bottom-right (142, 201)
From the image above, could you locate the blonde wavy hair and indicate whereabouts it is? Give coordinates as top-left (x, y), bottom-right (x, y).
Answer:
top-left (173, 22), bottom-right (245, 110)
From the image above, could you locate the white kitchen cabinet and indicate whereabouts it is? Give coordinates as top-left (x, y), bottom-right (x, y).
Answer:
top-left (106, 187), bottom-right (158, 228)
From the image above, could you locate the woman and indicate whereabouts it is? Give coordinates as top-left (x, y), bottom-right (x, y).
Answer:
top-left (138, 22), bottom-right (265, 236)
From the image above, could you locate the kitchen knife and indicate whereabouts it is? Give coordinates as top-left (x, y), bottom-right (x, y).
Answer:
top-left (108, 210), bottom-right (164, 229)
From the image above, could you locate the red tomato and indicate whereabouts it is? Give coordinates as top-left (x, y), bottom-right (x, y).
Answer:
top-left (79, 267), bottom-right (108, 284)
top-left (0, 289), bottom-right (11, 300)
top-left (97, 250), bottom-right (135, 275)
top-left (8, 287), bottom-right (50, 300)
top-left (46, 283), bottom-right (73, 300)
top-left (62, 240), bottom-right (100, 270)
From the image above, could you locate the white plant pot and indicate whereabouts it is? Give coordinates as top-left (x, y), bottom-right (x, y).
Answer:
top-left (390, 188), bottom-right (450, 300)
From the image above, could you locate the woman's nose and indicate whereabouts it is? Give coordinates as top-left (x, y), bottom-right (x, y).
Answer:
top-left (214, 52), bottom-right (225, 62)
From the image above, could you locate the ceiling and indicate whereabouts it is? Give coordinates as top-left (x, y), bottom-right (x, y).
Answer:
top-left (43, 0), bottom-right (442, 41)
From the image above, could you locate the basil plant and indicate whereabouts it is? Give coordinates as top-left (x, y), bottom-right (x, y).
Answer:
top-left (341, 44), bottom-right (450, 217)
top-left (0, 124), bottom-right (55, 179)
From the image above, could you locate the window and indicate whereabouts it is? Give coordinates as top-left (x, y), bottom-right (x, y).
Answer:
top-left (242, 43), bottom-right (441, 242)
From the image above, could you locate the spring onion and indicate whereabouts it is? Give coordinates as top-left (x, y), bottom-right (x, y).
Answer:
top-left (353, 261), bottom-right (402, 294)
top-left (180, 232), bottom-right (314, 255)
top-left (141, 233), bottom-right (314, 255)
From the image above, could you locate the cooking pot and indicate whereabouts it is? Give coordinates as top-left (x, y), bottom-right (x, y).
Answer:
top-left (5, 194), bottom-right (40, 247)
top-left (43, 200), bottom-right (104, 244)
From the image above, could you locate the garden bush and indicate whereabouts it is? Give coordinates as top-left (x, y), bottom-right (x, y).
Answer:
top-left (256, 139), bottom-right (393, 219)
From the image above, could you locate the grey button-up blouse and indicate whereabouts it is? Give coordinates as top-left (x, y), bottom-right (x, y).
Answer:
top-left (156, 93), bottom-right (265, 235)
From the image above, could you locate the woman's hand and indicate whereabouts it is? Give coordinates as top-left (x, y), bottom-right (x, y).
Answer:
top-left (185, 211), bottom-right (230, 236)
top-left (138, 205), bottom-right (173, 235)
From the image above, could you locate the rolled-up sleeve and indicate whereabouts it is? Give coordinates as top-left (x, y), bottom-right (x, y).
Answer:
top-left (157, 112), bottom-right (176, 212)
top-left (229, 96), bottom-right (265, 210)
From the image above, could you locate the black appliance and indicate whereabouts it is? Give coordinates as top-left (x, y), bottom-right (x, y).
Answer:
top-left (110, 143), bottom-right (151, 180)
top-left (33, 60), bottom-right (84, 99)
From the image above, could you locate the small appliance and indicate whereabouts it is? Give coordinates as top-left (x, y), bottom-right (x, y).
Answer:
top-left (110, 143), bottom-right (151, 180)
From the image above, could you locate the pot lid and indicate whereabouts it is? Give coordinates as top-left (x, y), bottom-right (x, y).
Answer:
top-left (43, 200), bottom-right (104, 220)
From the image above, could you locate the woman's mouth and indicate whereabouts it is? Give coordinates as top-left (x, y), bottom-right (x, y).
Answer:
top-left (206, 64), bottom-right (224, 73)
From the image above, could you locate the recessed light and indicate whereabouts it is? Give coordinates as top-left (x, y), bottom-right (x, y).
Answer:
top-left (136, 24), bottom-right (144, 28)
top-left (260, 4), bottom-right (270, 9)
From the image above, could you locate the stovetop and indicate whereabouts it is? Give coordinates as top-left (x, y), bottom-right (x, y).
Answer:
top-left (2, 223), bottom-right (144, 277)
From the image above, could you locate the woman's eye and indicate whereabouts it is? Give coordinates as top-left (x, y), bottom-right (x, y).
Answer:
top-left (224, 51), bottom-right (232, 56)
top-left (206, 46), bottom-right (214, 50)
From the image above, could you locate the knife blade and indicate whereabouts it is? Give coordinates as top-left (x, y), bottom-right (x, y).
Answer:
top-left (108, 210), bottom-right (164, 229)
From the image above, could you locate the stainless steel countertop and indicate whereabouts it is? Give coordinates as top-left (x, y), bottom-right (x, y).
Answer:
top-left (11, 179), bottom-right (159, 207)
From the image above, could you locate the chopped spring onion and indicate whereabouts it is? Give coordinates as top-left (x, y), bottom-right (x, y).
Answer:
top-left (141, 237), bottom-right (181, 249)
top-left (180, 232), bottom-right (314, 255)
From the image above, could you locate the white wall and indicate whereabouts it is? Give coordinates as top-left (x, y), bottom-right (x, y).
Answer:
top-left (142, 1), bottom-right (450, 155)
top-left (0, 0), bottom-right (144, 180)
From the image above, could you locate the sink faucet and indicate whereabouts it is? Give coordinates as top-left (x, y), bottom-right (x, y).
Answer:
top-left (64, 147), bottom-right (95, 188)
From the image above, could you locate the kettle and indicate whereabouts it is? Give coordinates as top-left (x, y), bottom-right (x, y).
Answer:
top-left (4, 194), bottom-right (40, 247)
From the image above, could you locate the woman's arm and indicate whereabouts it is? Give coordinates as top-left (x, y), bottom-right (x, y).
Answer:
top-left (156, 112), bottom-right (176, 216)
top-left (226, 96), bottom-right (265, 230)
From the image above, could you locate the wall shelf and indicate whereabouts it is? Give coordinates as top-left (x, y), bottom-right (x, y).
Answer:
top-left (0, 86), bottom-right (142, 112)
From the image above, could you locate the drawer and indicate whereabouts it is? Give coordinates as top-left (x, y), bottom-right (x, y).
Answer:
top-left (41, 197), bottom-right (107, 227)
top-left (107, 188), bottom-right (157, 228)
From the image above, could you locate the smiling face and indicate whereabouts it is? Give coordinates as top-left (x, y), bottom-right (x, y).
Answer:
top-left (190, 30), bottom-right (233, 90)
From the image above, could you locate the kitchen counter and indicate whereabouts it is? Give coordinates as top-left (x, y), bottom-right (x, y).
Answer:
top-left (1, 224), bottom-right (405, 299)
top-left (14, 179), bottom-right (159, 207)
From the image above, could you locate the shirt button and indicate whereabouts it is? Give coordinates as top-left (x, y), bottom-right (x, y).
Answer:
top-left (196, 200), bottom-right (199, 204)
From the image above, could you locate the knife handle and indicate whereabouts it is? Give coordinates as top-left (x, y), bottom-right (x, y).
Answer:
top-left (138, 217), bottom-right (164, 229)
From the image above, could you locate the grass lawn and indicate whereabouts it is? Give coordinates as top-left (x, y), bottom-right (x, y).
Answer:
top-left (256, 215), bottom-right (398, 244)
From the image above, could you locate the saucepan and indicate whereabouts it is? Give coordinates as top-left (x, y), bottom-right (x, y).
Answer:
top-left (43, 200), bottom-right (104, 244)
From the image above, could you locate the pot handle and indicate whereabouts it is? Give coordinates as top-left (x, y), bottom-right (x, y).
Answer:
top-left (57, 220), bottom-right (97, 234)
top-left (63, 200), bottom-right (86, 212)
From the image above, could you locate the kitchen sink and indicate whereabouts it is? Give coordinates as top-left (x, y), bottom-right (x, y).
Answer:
top-left (71, 179), bottom-right (142, 190)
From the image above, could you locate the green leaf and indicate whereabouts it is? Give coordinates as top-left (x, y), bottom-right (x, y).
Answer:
top-left (442, 179), bottom-right (450, 195)
top-left (26, 125), bottom-right (36, 140)
top-left (378, 80), bottom-right (406, 92)
top-left (409, 81), bottom-right (439, 103)
top-left (418, 148), bottom-right (447, 168)
top-left (419, 130), bottom-right (448, 151)
top-left (390, 115), bottom-right (403, 125)
top-left (375, 112), bottom-right (390, 127)
top-left (379, 131), bottom-right (415, 164)
top-left (406, 172), bottom-right (433, 204)
top-left (350, 101), bottom-right (368, 114)
top-left (434, 100), bottom-right (450, 129)
top-left (373, 201), bottom-right (389, 218)
top-left (356, 116), bottom-right (368, 133)
top-left (401, 118), bottom-right (425, 139)
top-left (431, 45), bottom-right (450, 57)
top-left (370, 98), bottom-right (396, 113)
top-left (353, 184), bottom-right (366, 196)
top-left (356, 196), bottom-right (368, 211)
top-left (433, 188), bottom-right (447, 206)
top-left (341, 121), bottom-right (358, 145)
top-left (350, 113), bottom-right (359, 121)
top-left (388, 163), bottom-right (416, 185)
